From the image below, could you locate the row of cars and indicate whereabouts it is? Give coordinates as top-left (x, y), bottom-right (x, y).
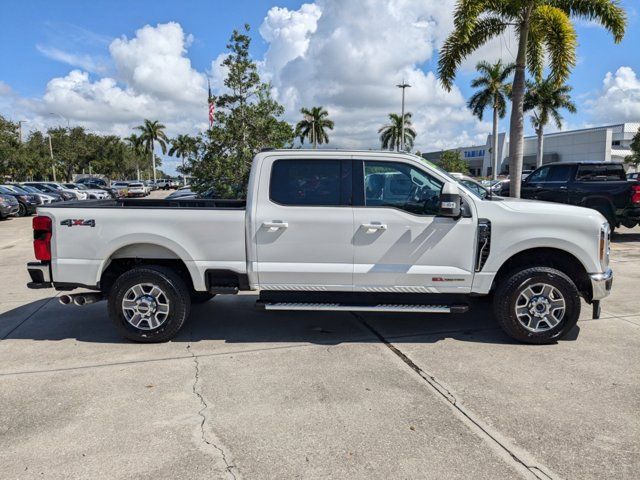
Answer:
top-left (0, 181), bottom-right (114, 219)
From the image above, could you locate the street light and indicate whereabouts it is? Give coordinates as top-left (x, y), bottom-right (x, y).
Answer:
top-left (49, 112), bottom-right (70, 129)
top-left (396, 82), bottom-right (411, 151)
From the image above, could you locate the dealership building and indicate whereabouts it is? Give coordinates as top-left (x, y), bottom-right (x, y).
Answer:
top-left (422, 122), bottom-right (639, 177)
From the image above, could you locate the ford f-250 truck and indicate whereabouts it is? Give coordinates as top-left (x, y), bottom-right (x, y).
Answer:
top-left (27, 150), bottom-right (613, 344)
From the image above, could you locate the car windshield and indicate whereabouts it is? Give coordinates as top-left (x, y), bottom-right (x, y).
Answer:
top-left (21, 185), bottom-right (43, 194)
top-left (3, 185), bottom-right (27, 194)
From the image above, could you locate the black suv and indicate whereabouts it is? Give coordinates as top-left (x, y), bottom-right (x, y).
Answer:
top-left (521, 162), bottom-right (640, 231)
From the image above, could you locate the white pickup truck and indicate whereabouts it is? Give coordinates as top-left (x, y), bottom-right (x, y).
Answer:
top-left (27, 150), bottom-right (613, 344)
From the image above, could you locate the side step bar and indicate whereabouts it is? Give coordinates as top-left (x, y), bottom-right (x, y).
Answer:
top-left (257, 302), bottom-right (468, 314)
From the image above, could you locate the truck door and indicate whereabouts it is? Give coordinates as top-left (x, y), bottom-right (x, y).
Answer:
top-left (352, 159), bottom-right (477, 293)
top-left (253, 157), bottom-right (354, 290)
top-left (522, 165), bottom-right (572, 203)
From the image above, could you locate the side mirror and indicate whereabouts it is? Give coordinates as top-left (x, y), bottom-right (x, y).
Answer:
top-left (439, 183), bottom-right (461, 218)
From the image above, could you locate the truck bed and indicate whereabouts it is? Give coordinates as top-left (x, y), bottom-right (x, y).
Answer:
top-left (43, 198), bottom-right (247, 209)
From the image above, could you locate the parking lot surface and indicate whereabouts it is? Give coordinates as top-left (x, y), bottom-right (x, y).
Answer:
top-left (1, 203), bottom-right (638, 479)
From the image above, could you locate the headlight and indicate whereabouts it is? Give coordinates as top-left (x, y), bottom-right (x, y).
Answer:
top-left (599, 223), bottom-right (610, 270)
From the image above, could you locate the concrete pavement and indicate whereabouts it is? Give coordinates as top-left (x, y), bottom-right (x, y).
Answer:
top-left (0, 209), bottom-right (638, 479)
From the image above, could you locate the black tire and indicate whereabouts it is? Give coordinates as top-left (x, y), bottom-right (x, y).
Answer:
top-left (17, 202), bottom-right (27, 217)
top-left (191, 291), bottom-right (215, 304)
top-left (493, 267), bottom-right (580, 345)
top-left (108, 265), bottom-right (191, 343)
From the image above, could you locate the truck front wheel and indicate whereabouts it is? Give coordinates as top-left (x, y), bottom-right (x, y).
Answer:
top-left (493, 267), bottom-right (580, 344)
top-left (108, 265), bottom-right (191, 342)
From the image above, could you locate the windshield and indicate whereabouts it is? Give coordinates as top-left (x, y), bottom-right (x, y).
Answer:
top-left (3, 185), bottom-right (26, 194)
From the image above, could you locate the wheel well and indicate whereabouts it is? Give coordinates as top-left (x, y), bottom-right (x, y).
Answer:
top-left (100, 257), bottom-right (194, 294)
top-left (493, 248), bottom-right (592, 301)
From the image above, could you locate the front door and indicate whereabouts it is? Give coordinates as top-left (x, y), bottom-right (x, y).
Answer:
top-left (254, 157), bottom-right (354, 290)
top-left (352, 159), bottom-right (477, 293)
top-left (522, 164), bottom-right (572, 203)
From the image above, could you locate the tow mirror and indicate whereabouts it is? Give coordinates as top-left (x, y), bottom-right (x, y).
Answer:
top-left (439, 183), bottom-right (461, 218)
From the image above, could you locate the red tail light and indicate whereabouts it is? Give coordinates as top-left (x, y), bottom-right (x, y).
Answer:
top-left (33, 216), bottom-right (52, 261)
top-left (632, 185), bottom-right (640, 205)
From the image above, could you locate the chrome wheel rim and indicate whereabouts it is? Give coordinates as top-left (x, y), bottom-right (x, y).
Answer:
top-left (122, 283), bottom-right (170, 330)
top-left (515, 283), bottom-right (565, 333)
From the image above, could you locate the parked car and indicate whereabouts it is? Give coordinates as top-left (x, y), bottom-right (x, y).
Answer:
top-left (0, 185), bottom-right (39, 216)
top-left (0, 194), bottom-right (19, 219)
top-left (63, 183), bottom-right (110, 200)
top-left (2, 183), bottom-right (54, 205)
top-left (156, 179), bottom-right (173, 190)
top-left (77, 177), bottom-right (108, 188)
top-left (627, 172), bottom-right (639, 181)
top-left (451, 175), bottom-right (491, 199)
top-left (22, 183), bottom-right (75, 201)
top-left (81, 181), bottom-right (121, 199)
top-left (166, 186), bottom-right (194, 199)
top-left (521, 162), bottom-right (640, 231)
top-left (126, 182), bottom-right (147, 197)
top-left (24, 182), bottom-right (87, 200)
top-left (27, 150), bottom-right (612, 345)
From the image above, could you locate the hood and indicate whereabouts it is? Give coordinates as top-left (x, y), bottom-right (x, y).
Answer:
top-left (496, 196), bottom-right (604, 220)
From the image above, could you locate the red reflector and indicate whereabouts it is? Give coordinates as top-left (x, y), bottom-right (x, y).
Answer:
top-left (33, 216), bottom-right (52, 261)
top-left (632, 185), bottom-right (640, 205)
top-left (33, 216), bottom-right (52, 231)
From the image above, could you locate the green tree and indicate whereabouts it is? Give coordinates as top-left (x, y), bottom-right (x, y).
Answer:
top-left (524, 77), bottom-right (576, 168)
top-left (187, 25), bottom-right (294, 198)
top-left (378, 113), bottom-right (416, 152)
top-left (467, 60), bottom-right (514, 180)
top-left (135, 119), bottom-right (169, 183)
top-left (439, 150), bottom-right (469, 174)
top-left (0, 115), bottom-right (20, 179)
top-left (295, 107), bottom-right (334, 148)
top-left (169, 134), bottom-right (197, 185)
top-left (625, 127), bottom-right (640, 171)
top-left (438, 0), bottom-right (626, 197)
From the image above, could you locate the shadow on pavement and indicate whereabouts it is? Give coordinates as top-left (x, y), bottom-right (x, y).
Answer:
top-left (611, 231), bottom-right (640, 243)
top-left (0, 294), bottom-right (581, 346)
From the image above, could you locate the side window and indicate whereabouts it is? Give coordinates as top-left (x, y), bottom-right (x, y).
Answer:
top-left (363, 161), bottom-right (443, 215)
top-left (270, 159), bottom-right (349, 206)
top-left (577, 164), bottom-right (626, 181)
top-left (546, 165), bottom-right (572, 182)
top-left (527, 166), bottom-right (550, 183)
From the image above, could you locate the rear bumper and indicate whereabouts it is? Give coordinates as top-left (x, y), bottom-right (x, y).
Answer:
top-left (590, 268), bottom-right (613, 301)
top-left (1, 204), bottom-right (18, 217)
top-left (27, 262), bottom-right (52, 289)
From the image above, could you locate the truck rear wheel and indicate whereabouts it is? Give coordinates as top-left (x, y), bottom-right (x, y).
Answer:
top-left (108, 265), bottom-right (191, 342)
top-left (493, 267), bottom-right (580, 344)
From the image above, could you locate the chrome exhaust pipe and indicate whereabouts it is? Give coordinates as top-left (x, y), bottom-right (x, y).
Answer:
top-left (72, 292), bottom-right (104, 306)
top-left (59, 294), bottom-right (73, 305)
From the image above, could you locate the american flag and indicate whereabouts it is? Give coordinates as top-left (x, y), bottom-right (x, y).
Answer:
top-left (208, 78), bottom-right (215, 128)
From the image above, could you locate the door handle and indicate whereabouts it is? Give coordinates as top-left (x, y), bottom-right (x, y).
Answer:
top-left (262, 221), bottom-right (288, 230)
top-left (361, 223), bottom-right (387, 231)
top-left (559, 186), bottom-right (568, 190)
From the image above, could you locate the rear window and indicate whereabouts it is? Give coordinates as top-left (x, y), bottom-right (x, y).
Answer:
top-left (576, 164), bottom-right (626, 182)
top-left (270, 159), bottom-right (347, 206)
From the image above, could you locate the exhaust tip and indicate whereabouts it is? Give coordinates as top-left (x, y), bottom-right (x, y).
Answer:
top-left (59, 295), bottom-right (72, 305)
top-left (73, 296), bottom-right (86, 306)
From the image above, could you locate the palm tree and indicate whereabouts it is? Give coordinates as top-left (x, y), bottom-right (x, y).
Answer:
top-left (134, 119), bottom-right (169, 183)
top-left (295, 107), bottom-right (334, 148)
top-left (467, 60), bottom-right (515, 180)
top-left (378, 113), bottom-right (416, 152)
top-left (438, 0), bottom-right (625, 197)
top-left (124, 133), bottom-right (143, 181)
top-left (524, 77), bottom-right (577, 168)
top-left (168, 134), bottom-right (197, 186)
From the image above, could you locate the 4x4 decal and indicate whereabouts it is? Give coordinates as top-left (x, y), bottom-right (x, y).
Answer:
top-left (60, 219), bottom-right (95, 227)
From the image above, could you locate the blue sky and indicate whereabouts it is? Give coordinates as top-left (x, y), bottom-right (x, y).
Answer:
top-left (1, 0), bottom-right (639, 174)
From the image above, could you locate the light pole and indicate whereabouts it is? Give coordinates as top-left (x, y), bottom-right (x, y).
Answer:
top-left (48, 134), bottom-right (57, 182)
top-left (396, 82), bottom-right (411, 151)
top-left (17, 120), bottom-right (28, 143)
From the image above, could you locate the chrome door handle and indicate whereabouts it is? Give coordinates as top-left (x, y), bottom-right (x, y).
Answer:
top-left (361, 223), bottom-right (387, 231)
top-left (262, 221), bottom-right (288, 230)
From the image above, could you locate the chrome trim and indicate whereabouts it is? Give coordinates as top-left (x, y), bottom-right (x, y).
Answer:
top-left (262, 302), bottom-right (453, 313)
top-left (590, 268), bottom-right (613, 301)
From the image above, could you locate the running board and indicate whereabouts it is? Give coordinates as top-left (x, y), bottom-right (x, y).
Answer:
top-left (257, 302), bottom-right (468, 314)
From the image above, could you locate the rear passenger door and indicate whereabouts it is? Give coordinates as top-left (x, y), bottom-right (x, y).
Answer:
top-left (253, 157), bottom-right (354, 290)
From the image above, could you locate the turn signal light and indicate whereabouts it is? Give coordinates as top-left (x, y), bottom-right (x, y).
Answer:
top-left (33, 215), bottom-right (52, 261)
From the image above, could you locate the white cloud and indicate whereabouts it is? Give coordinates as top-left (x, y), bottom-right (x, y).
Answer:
top-left (258, 0), bottom-right (489, 151)
top-left (36, 45), bottom-right (108, 74)
top-left (588, 66), bottom-right (640, 123)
